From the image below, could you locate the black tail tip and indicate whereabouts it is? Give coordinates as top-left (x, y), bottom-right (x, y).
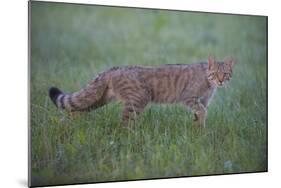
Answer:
top-left (49, 87), bottom-right (62, 107)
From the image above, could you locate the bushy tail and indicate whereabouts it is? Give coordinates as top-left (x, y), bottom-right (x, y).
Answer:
top-left (49, 75), bottom-right (109, 111)
top-left (49, 87), bottom-right (63, 108)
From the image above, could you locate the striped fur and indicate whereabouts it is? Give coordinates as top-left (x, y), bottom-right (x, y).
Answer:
top-left (49, 56), bottom-right (235, 127)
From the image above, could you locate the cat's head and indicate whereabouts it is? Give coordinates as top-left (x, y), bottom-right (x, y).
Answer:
top-left (207, 56), bottom-right (236, 87)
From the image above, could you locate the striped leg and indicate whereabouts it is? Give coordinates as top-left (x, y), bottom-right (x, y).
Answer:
top-left (122, 100), bottom-right (147, 127)
top-left (117, 84), bottom-right (151, 127)
top-left (183, 97), bottom-right (207, 128)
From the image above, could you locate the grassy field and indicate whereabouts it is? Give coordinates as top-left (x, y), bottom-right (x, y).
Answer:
top-left (30, 2), bottom-right (267, 186)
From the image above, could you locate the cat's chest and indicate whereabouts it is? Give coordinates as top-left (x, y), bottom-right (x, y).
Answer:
top-left (199, 87), bottom-right (217, 100)
top-left (186, 76), bottom-right (214, 95)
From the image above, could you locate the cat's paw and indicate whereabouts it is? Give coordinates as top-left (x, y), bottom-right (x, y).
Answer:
top-left (192, 120), bottom-right (205, 128)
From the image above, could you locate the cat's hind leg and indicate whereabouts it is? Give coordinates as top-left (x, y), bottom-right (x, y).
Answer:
top-left (122, 103), bottom-right (143, 127)
top-left (120, 91), bottom-right (150, 127)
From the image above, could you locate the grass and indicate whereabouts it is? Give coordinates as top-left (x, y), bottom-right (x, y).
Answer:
top-left (30, 2), bottom-right (267, 187)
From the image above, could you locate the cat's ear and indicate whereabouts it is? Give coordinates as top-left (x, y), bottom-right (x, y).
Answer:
top-left (208, 55), bottom-right (216, 69)
top-left (226, 57), bottom-right (236, 67)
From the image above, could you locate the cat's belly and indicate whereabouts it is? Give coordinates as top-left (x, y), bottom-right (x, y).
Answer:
top-left (151, 92), bottom-right (178, 104)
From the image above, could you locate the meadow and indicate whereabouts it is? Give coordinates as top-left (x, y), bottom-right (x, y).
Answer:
top-left (30, 2), bottom-right (267, 186)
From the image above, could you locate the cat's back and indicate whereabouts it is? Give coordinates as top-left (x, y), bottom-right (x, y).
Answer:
top-left (141, 62), bottom-right (208, 77)
top-left (107, 63), bottom-right (208, 84)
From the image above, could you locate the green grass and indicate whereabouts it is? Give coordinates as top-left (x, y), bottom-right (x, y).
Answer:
top-left (30, 2), bottom-right (267, 186)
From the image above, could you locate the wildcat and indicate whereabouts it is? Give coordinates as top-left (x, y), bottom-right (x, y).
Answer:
top-left (49, 56), bottom-right (235, 127)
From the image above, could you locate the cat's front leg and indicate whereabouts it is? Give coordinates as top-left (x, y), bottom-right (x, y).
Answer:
top-left (192, 104), bottom-right (206, 128)
top-left (183, 98), bottom-right (207, 128)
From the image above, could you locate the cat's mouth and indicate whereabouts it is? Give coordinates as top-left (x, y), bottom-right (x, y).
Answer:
top-left (216, 81), bottom-right (227, 87)
top-left (209, 79), bottom-right (229, 87)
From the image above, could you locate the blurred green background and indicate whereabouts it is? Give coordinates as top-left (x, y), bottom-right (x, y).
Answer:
top-left (30, 1), bottom-right (267, 187)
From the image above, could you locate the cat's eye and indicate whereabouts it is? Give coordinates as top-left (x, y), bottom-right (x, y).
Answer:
top-left (208, 73), bottom-right (215, 80)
